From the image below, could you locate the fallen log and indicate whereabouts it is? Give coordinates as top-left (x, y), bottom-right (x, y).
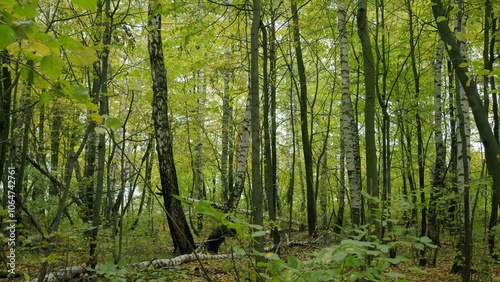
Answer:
top-left (30, 238), bottom-right (312, 282)
top-left (29, 253), bottom-right (235, 282)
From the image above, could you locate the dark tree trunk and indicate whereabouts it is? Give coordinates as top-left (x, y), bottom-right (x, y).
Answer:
top-left (148, 0), bottom-right (195, 255)
top-left (357, 0), bottom-right (379, 230)
top-left (291, 1), bottom-right (317, 237)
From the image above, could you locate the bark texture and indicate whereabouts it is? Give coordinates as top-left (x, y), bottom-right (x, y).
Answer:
top-left (148, 0), bottom-right (195, 255)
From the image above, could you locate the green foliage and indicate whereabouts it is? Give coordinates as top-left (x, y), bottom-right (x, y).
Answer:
top-left (87, 260), bottom-right (130, 282)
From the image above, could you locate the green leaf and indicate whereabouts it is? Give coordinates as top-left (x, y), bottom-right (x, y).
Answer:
top-left (436, 16), bottom-right (447, 23)
top-left (193, 200), bottom-right (224, 218)
top-left (59, 35), bottom-right (83, 48)
top-left (264, 252), bottom-right (280, 260)
top-left (477, 69), bottom-right (490, 76)
top-left (37, 92), bottom-right (52, 107)
top-left (72, 87), bottom-right (89, 103)
top-left (408, 267), bottom-right (428, 274)
top-left (105, 117), bottom-right (121, 130)
top-left (419, 236), bottom-right (432, 244)
top-left (13, 2), bottom-right (38, 18)
top-left (251, 230), bottom-right (266, 237)
top-left (385, 272), bottom-right (406, 278)
top-left (383, 255), bottom-right (409, 264)
top-left (449, 8), bottom-right (461, 17)
top-left (332, 251), bottom-right (347, 262)
top-left (0, 24), bottom-right (17, 49)
top-left (287, 256), bottom-right (301, 269)
top-left (40, 55), bottom-right (63, 79)
top-left (72, 0), bottom-right (98, 11)
top-left (455, 32), bottom-right (466, 42)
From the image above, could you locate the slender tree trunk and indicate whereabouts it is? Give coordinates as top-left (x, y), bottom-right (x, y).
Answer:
top-left (291, 0), bottom-right (317, 237)
top-left (338, 1), bottom-right (362, 227)
top-left (250, 0), bottom-right (264, 273)
top-left (221, 68), bottom-right (232, 203)
top-left (262, 19), bottom-right (280, 246)
top-left (148, 0), bottom-right (195, 255)
top-left (357, 0), bottom-right (379, 229)
top-left (195, 70), bottom-right (206, 232)
top-left (335, 132), bottom-right (346, 233)
top-left (88, 0), bottom-right (112, 266)
top-left (428, 43), bottom-right (445, 265)
top-left (224, 97), bottom-right (251, 212)
top-left (405, 0), bottom-right (427, 264)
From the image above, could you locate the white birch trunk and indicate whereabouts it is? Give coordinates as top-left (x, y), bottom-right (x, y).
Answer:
top-left (339, 1), bottom-right (363, 226)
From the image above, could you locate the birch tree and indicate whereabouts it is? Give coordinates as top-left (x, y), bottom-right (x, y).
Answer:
top-left (148, 0), bottom-right (195, 255)
top-left (338, 1), bottom-right (363, 227)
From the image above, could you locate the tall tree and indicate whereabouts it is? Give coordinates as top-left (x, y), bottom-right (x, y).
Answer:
top-left (357, 0), bottom-right (379, 228)
top-left (148, 0), bottom-right (195, 255)
top-left (431, 1), bottom-right (500, 277)
top-left (427, 43), bottom-right (445, 265)
top-left (250, 0), bottom-right (264, 270)
top-left (338, 1), bottom-right (363, 227)
top-left (291, 0), bottom-right (317, 237)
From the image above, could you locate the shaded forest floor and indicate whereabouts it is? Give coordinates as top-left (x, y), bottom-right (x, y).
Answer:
top-left (15, 228), bottom-right (500, 281)
top-left (179, 230), bottom-right (500, 282)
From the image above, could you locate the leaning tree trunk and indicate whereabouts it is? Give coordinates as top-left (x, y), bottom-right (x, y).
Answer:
top-left (148, 0), bottom-right (195, 255)
top-left (484, 0), bottom-right (499, 261)
top-left (431, 1), bottom-right (500, 277)
top-left (448, 0), bottom-right (472, 278)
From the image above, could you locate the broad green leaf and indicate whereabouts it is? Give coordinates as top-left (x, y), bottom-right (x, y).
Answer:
top-left (385, 272), bottom-right (406, 278)
top-left (58, 35), bottom-right (82, 48)
top-left (264, 252), bottom-right (280, 260)
top-left (193, 200), bottom-right (224, 218)
top-left (0, 24), bottom-right (17, 49)
top-left (408, 267), bottom-right (428, 274)
top-left (419, 236), bottom-right (432, 243)
top-left (478, 69), bottom-right (490, 76)
top-left (37, 92), bottom-right (52, 107)
top-left (287, 256), bottom-right (301, 269)
top-left (72, 0), bottom-right (98, 11)
top-left (455, 32), bottom-right (466, 42)
top-left (40, 55), bottom-right (63, 79)
top-left (251, 230), bottom-right (266, 237)
top-left (449, 8), bottom-right (461, 17)
top-left (13, 2), bottom-right (38, 18)
top-left (71, 87), bottom-right (91, 106)
top-left (105, 117), bottom-right (121, 130)
top-left (332, 251), bottom-right (347, 262)
top-left (68, 47), bottom-right (98, 66)
top-left (436, 16), bottom-right (447, 23)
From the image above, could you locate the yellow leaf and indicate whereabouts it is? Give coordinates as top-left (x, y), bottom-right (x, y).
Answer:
top-left (89, 113), bottom-right (103, 124)
top-left (458, 62), bottom-right (468, 68)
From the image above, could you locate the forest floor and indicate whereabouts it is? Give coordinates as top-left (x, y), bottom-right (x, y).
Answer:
top-left (177, 230), bottom-right (500, 282)
top-left (16, 228), bottom-right (500, 281)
